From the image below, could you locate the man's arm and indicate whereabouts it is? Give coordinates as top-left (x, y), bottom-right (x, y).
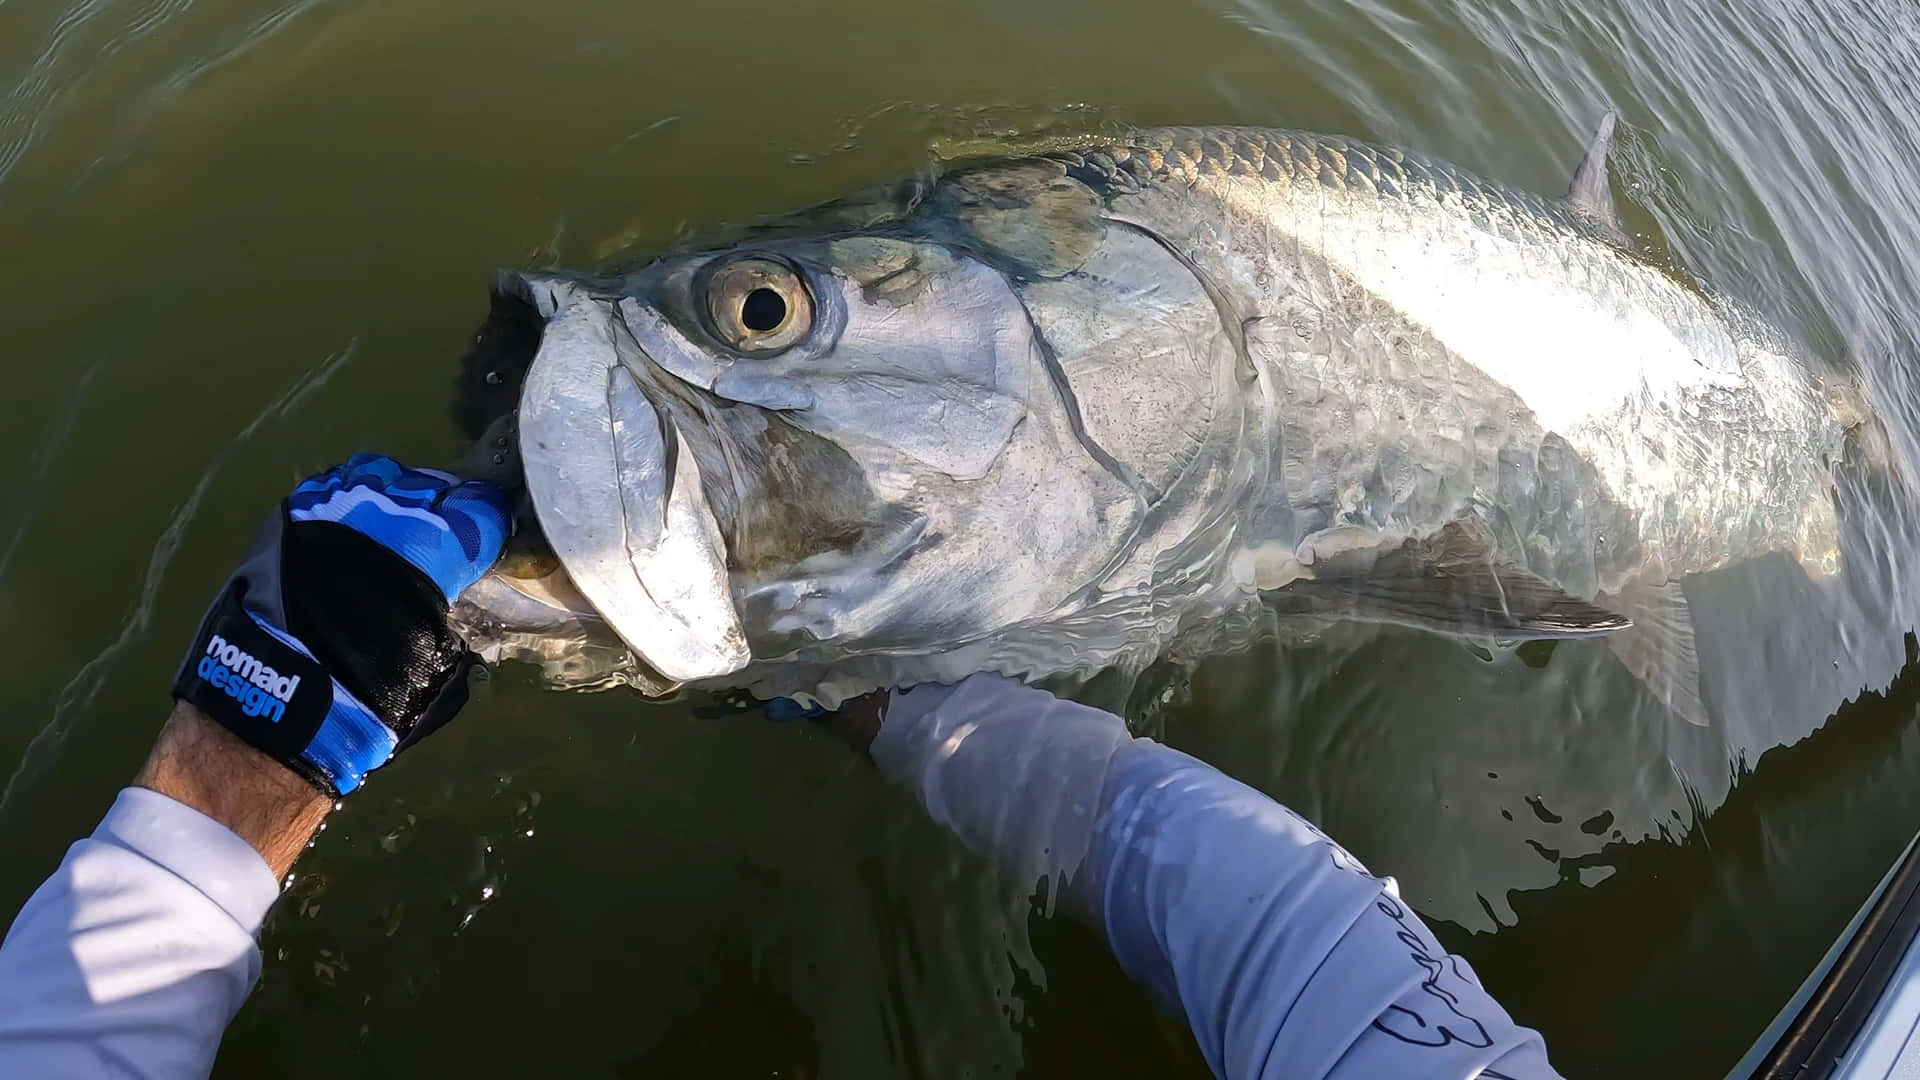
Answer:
top-left (0, 455), bottom-right (510, 1078)
top-left (0, 704), bottom-right (331, 1077)
top-left (868, 673), bottom-right (1563, 1080)
top-left (137, 703), bottom-right (333, 879)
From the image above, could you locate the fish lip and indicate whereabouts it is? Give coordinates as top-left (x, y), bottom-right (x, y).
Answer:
top-left (514, 274), bottom-right (751, 682)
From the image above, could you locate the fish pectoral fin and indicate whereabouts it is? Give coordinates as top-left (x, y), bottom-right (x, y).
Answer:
top-left (1601, 580), bottom-right (1710, 727)
top-left (1566, 110), bottom-right (1630, 247)
top-left (1267, 521), bottom-right (1632, 639)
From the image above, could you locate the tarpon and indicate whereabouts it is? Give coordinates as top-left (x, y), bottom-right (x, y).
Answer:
top-left (450, 119), bottom-right (1880, 721)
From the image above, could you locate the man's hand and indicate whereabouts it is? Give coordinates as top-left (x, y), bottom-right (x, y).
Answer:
top-left (825, 692), bottom-right (888, 757)
top-left (171, 454), bottom-right (511, 800)
top-left (764, 691), bottom-right (888, 757)
top-left (0, 464), bottom-right (507, 1077)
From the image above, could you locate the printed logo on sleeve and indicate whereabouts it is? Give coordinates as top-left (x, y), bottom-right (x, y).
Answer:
top-left (196, 634), bottom-right (302, 722)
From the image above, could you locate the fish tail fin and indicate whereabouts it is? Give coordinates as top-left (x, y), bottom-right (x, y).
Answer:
top-left (1792, 488), bottom-right (1843, 581)
top-left (1602, 580), bottom-right (1709, 727)
top-left (1830, 326), bottom-right (1913, 485)
top-left (1827, 370), bottom-right (1874, 429)
top-left (1796, 371), bottom-right (1907, 581)
top-left (1830, 373), bottom-right (1905, 484)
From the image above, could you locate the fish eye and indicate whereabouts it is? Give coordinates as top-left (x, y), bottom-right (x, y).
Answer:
top-left (705, 257), bottom-right (813, 354)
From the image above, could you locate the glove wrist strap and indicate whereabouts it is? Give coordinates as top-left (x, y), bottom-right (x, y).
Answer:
top-left (172, 582), bottom-right (396, 796)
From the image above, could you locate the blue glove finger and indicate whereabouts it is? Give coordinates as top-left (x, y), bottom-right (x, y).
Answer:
top-left (286, 453), bottom-right (512, 601)
top-left (291, 453), bottom-right (445, 507)
top-left (431, 482), bottom-right (513, 597)
top-left (765, 697), bottom-right (829, 724)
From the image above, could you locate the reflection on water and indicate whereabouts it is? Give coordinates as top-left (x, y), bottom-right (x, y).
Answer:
top-left (1433, 635), bottom-right (1920, 1077)
top-left (2, 0), bottom-right (1920, 1075)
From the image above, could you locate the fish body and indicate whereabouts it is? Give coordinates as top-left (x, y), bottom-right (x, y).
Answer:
top-left (454, 123), bottom-right (1864, 716)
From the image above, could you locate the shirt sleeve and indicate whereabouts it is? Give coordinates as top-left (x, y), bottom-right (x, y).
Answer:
top-left (0, 786), bottom-right (280, 1078)
top-left (873, 674), bottom-right (1561, 1080)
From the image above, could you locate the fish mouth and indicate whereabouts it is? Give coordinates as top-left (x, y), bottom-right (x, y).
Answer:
top-left (507, 272), bottom-right (751, 683)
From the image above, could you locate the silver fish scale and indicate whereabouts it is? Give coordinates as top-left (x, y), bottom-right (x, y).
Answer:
top-left (1035, 125), bottom-right (1846, 601)
top-left (1071, 126), bottom-right (1612, 251)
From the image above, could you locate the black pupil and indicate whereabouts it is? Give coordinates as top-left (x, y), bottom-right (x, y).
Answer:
top-left (740, 287), bottom-right (787, 332)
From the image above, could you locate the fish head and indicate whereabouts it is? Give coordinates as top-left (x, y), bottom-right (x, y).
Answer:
top-left (507, 215), bottom-right (1145, 686)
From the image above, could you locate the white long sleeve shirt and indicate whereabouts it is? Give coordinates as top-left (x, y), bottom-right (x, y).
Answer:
top-left (875, 676), bottom-right (1560, 1079)
top-left (0, 676), bottom-right (1559, 1079)
top-left (0, 786), bottom-right (276, 1076)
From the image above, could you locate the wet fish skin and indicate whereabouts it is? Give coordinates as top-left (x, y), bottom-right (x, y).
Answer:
top-left (463, 123), bottom-right (1865, 716)
top-left (1079, 127), bottom-right (1841, 578)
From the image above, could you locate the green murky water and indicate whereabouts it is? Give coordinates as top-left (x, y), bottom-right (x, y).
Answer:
top-left (6, 0), bottom-right (1920, 1075)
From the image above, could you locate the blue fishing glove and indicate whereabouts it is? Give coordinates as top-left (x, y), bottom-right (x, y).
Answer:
top-left (762, 693), bottom-right (888, 757)
top-left (172, 454), bottom-right (511, 796)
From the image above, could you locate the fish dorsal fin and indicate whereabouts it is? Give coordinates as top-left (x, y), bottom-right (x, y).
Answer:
top-left (1567, 111), bottom-right (1629, 246)
top-left (1267, 520), bottom-right (1632, 639)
